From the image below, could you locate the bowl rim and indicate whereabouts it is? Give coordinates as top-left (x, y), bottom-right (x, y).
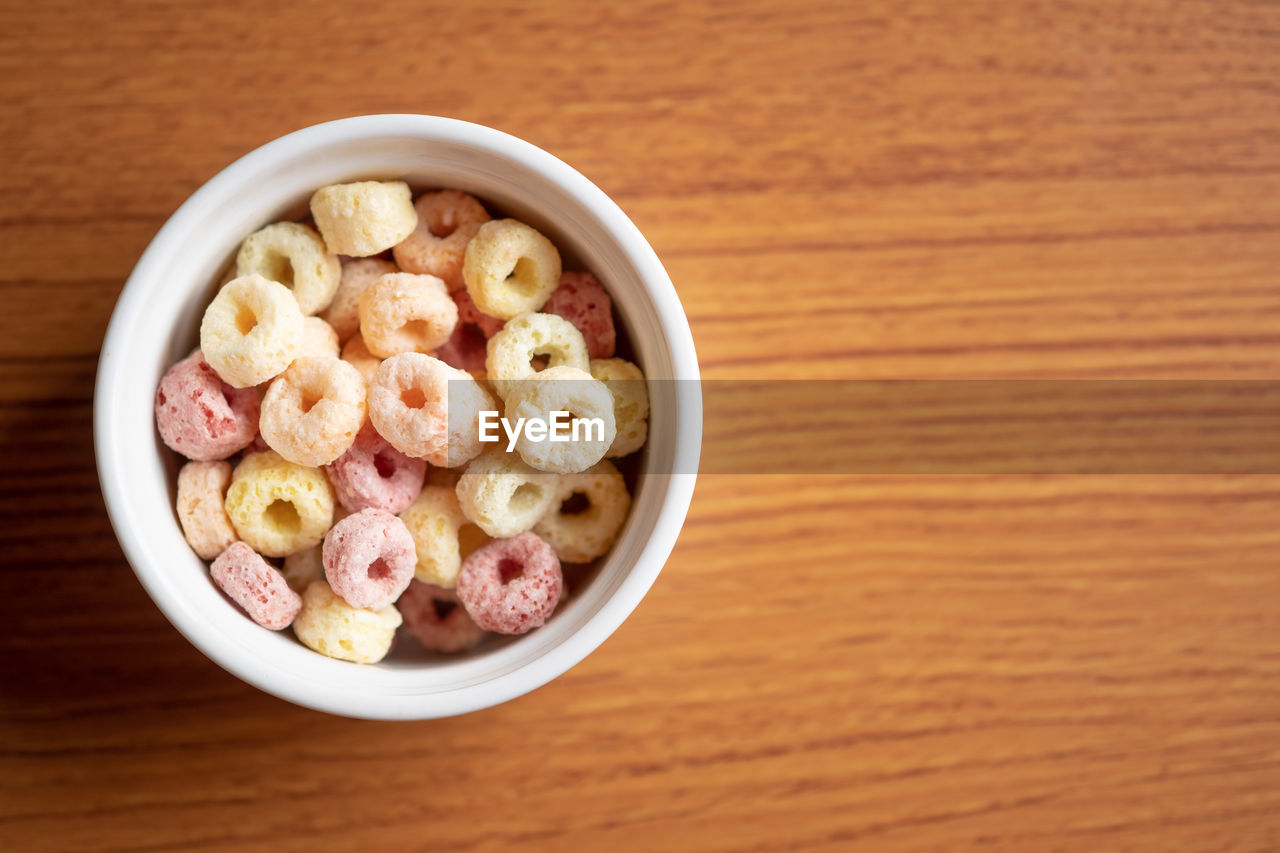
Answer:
top-left (93, 114), bottom-right (701, 719)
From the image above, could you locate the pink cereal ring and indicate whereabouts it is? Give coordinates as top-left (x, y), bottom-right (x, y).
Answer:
top-left (398, 580), bottom-right (486, 652)
top-left (456, 531), bottom-right (563, 634)
top-left (541, 272), bottom-right (615, 359)
top-left (434, 288), bottom-right (505, 372)
top-left (322, 508), bottom-right (416, 609)
top-left (325, 421), bottom-right (427, 515)
top-left (155, 349), bottom-right (260, 461)
top-left (393, 190), bottom-right (491, 291)
top-left (210, 541), bottom-right (303, 630)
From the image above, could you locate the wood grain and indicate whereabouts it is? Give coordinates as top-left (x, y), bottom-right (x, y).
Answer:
top-left (3, 0), bottom-right (1280, 850)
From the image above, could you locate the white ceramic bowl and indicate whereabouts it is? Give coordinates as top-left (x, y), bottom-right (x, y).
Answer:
top-left (94, 115), bottom-right (701, 719)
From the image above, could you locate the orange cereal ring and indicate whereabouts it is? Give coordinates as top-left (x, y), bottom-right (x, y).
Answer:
top-left (393, 190), bottom-right (491, 291)
top-left (368, 353), bottom-right (494, 468)
top-left (176, 460), bottom-right (237, 559)
top-left (357, 272), bottom-right (458, 358)
top-left (298, 316), bottom-right (340, 360)
top-left (462, 219), bottom-right (561, 320)
top-left (259, 356), bottom-right (367, 467)
top-left (322, 258), bottom-right (397, 343)
top-left (340, 333), bottom-right (382, 386)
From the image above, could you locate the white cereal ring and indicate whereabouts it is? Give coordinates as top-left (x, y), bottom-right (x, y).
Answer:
top-left (534, 460), bottom-right (630, 562)
top-left (224, 450), bottom-right (335, 557)
top-left (368, 353), bottom-right (494, 468)
top-left (340, 333), bottom-right (382, 386)
top-left (399, 484), bottom-right (490, 588)
top-left (393, 190), bottom-right (491, 291)
top-left (455, 448), bottom-right (558, 538)
top-left (259, 356), bottom-right (367, 466)
top-left (292, 580), bottom-right (401, 664)
top-left (298, 316), bottom-right (341, 360)
top-left (502, 365), bottom-right (616, 474)
top-left (485, 312), bottom-right (589, 400)
top-left (235, 222), bottom-right (341, 315)
top-left (589, 358), bottom-right (649, 457)
top-left (462, 219), bottom-right (561, 320)
top-left (176, 460), bottom-right (237, 560)
top-left (322, 258), bottom-right (397, 343)
top-left (200, 274), bottom-right (304, 388)
top-left (357, 272), bottom-right (458, 358)
top-left (310, 181), bottom-right (417, 257)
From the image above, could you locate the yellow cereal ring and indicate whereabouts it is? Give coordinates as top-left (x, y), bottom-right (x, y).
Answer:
top-left (399, 484), bottom-right (490, 588)
top-left (589, 358), bottom-right (649, 458)
top-left (462, 219), bottom-right (561, 320)
top-left (310, 181), bottom-right (417, 257)
top-left (200, 274), bottom-right (304, 388)
top-left (393, 190), bottom-right (491, 291)
top-left (235, 222), bottom-right (341, 315)
top-left (176, 460), bottom-right (237, 560)
top-left (357, 272), bottom-right (457, 358)
top-left (534, 460), bottom-right (630, 562)
top-left (340, 333), bottom-right (382, 386)
top-left (455, 449), bottom-right (558, 538)
top-left (292, 581), bottom-right (401, 664)
top-left (503, 365), bottom-right (616, 474)
top-left (224, 450), bottom-right (335, 557)
top-left (259, 356), bottom-right (367, 466)
top-left (485, 312), bottom-right (589, 400)
top-left (298, 316), bottom-right (340, 360)
top-left (322, 258), bottom-right (397, 343)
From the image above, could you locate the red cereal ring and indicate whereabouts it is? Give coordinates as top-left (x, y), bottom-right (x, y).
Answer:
top-left (541, 272), bottom-right (615, 359)
top-left (322, 508), bottom-right (416, 609)
top-left (456, 531), bottom-right (563, 634)
top-left (398, 580), bottom-right (486, 652)
top-left (155, 349), bottom-right (260, 461)
top-left (325, 421), bottom-right (427, 515)
top-left (434, 288), bottom-right (505, 372)
top-left (210, 541), bottom-right (303, 630)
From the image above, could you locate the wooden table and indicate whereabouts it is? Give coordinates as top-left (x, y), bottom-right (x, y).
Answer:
top-left (3, 1), bottom-right (1279, 850)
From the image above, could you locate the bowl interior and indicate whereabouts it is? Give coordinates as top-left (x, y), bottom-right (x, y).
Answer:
top-left (96, 117), bottom-right (699, 718)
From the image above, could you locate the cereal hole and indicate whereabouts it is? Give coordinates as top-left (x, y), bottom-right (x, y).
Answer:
top-left (399, 319), bottom-right (434, 347)
top-left (373, 451), bottom-right (396, 478)
top-left (431, 599), bottom-right (457, 619)
top-left (265, 254), bottom-right (295, 288)
top-left (235, 304), bottom-right (258, 336)
top-left (509, 482), bottom-right (543, 513)
top-left (458, 524), bottom-right (487, 559)
top-left (300, 388), bottom-right (322, 414)
top-left (497, 557), bottom-right (523, 583)
top-left (263, 500), bottom-right (301, 533)
top-left (428, 216), bottom-right (457, 239)
top-left (400, 387), bottom-right (428, 409)
top-left (505, 257), bottom-right (538, 295)
top-left (530, 353), bottom-right (550, 372)
top-left (560, 491), bottom-right (591, 516)
top-left (367, 558), bottom-right (392, 580)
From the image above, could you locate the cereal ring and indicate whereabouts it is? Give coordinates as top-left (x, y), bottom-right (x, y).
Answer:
top-left (462, 219), bottom-right (562, 320)
top-left (399, 484), bottom-right (490, 587)
top-left (322, 258), bottom-right (397, 343)
top-left (456, 531), bottom-right (563, 634)
top-left (224, 450), bottom-right (335, 557)
top-left (210, 541), bottom-right (303, 630)
top-left (542, 272), bottom-right (615, 359)
top-left (485, 312), bottom-right (590, 400)
top-left (502, 365), bottom-right (616, 474)
top-left (155, 349), bottom-right (260, 460)
top-left (235, 222), bottom-right (341, 315)
top-left (322, 508), bottom-right (416, 610)
top-left (176, 460), bottom-right (238, 559)
top-left (434, 288), bottom-right (505, 372)
top-left (282, 545), bottom-right (324, 594)
top-left (200, 274), bottom-right (304, 388)
top-left (259, 356), bottom-right (367, 467)
top-left (293, 581), bottom-right (402, 664)
top-left (326, 421), bottom-right (426, 514)
top-left (357, 272), bottom-right (458, 358)
top-left (590, 358), bottom-right (649, 457)
top-left (298, 316), bottom-right (341, 360)
top-left (398, 581), bottom-right (486, 652)
top-left (310, 181), bottom-right (417, 257)
top-left (393, 190), bottom-right (491, 291)
top-left (340, 333), bottom-right (382, 386)
top-left (533, 460), bottom-right (630, 562)
top-left (455, 449), bottom-right (558, 538)
top-left (368, 353), bottom-right (494, 468)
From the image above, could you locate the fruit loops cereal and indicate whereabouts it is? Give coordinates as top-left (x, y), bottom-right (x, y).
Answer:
top-left (310, 181), bottom-right (417, 257)
top-left (157, 180), bottom-right (653, 665)
top-left (456, 531), bottom-right (563, 635)
top-left (398, 580), bottom-right (486, 653)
